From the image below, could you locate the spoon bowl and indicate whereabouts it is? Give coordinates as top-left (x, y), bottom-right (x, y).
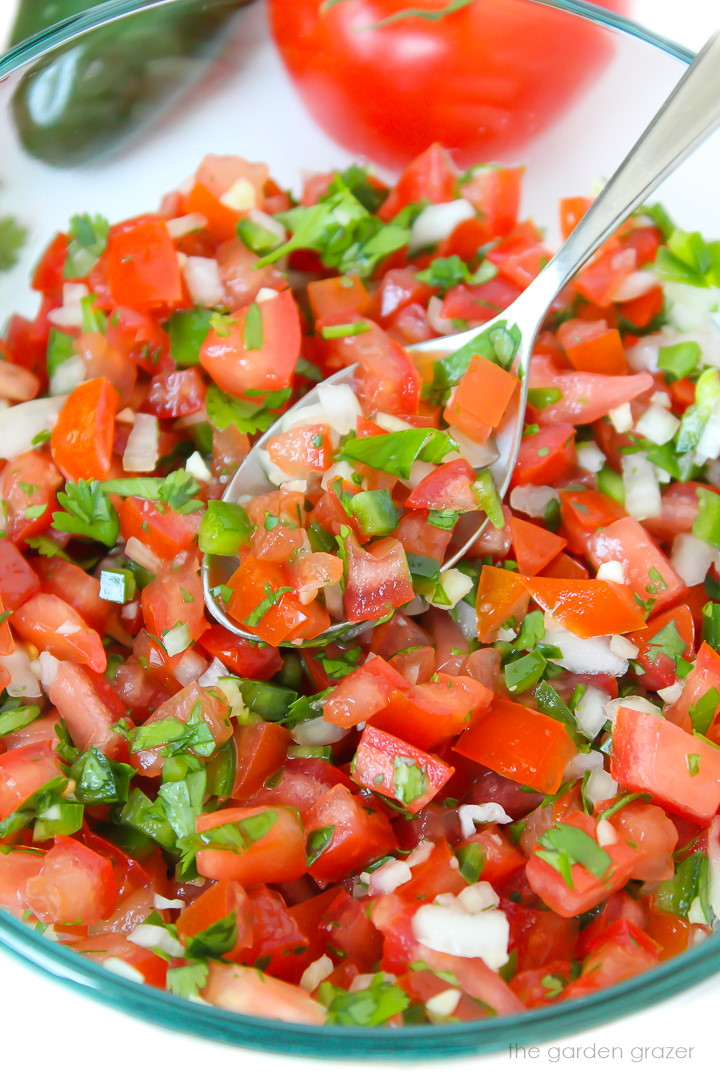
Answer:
top-left (203, 32), bottom-right (720, 647)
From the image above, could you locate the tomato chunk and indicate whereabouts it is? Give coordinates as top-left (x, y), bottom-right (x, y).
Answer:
top-left (51, 377), bottom-right (118, 483)
top-left (351, 725), bottom-right (454, 812)
top-left (193, 805), bottom-right (307, 887)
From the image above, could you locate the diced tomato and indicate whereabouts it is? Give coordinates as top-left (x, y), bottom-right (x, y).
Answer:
top-left (444, 356), bottom-right (518, 439)
top-left (44, 660), bottom-right (126, 758)
top-left (573, 247), bottom-right (636, 308)
top-left (559, 488), bottom-right (626, 555)
top-left (457, 825), bottom-right (526, 887)
top-left (343, 535), bottom-right (415, 624)
top-left (561, 934), bottom-right (657, 999)
top-left (379, 143), bottom-right (457, 221)
top-left (528, 355), bottom-right (653, 425)
top-left (392, 509), bottom-right (453, 563)
top-left (200, 290), bottom-right (300, 396)
top-left (456, 699), bottom-right (576, 795)
top-left (0, 541), bottom-right (39, 608)
top-left (0, 849), bottom-right (46, 913)
top-left (619, 284), bottom-right (664, 329)
top-left (460, 166), bottom-right (523, 238)
top-left (106, 216), bottom-right (184, 310)
top-left (70, 932), bottom-right (168, 988)
top-left (32, 556), bottom-right (113, 634)
top-left (526, 812), bottom-right (640, 918)
top-left (11, 593), bottom-right (106, 673)
top-left (440, 277), bottom-right (522, 325)
top-left (176, 881), bottom-right (254, 961)
top-left (611, 707), bottom-right (720, 825)
top-left (321, 891), bottom-right (383, 970)
top-left (26, 835), bottom-right (118, 926)
top-left (644, 482), bottom-right (709, 544)
top-left (201, 962), bottom-right (326, 1024)
top-left (306, 783), bottom-right (397, 882)
top-left (236, 886), bottom-right (310, 981)
top-left (193, 805), bottom-right (306, 887)
top-left (557, 318), bottom-right (627, 375)
top-left (509, 517), bottom-right (566, 576)
top-left (513, 423), bottom-right (577, 486)
top-left (372, 674), bottom-right (492, 750)
top-left (147, 369), bottom-right (206, 418)
top-left (669, 642), bottom-right (720, 736)
top-left (131, 681), bottom-right (232, 777)
top-left (475, 565), bottom-right (530, 643)
top-left (0, 741), bottom-right (63, 820)
top-left (51, 377), bottom-right (118, 483)
top-left (118, 497), bottom-right (202, 562)
top-left (585, 516), bottom-right (687, 617)
top-left (645, 909), bottom-right (696, 961)
top-left (627, 604), bottom-right (695, 692)
top-left (308, 274), bottom-right (370, 321)
top-left (525, 575), bottom-right (647, 637)
top-left (232, 721), bottom-right (292, 800)
top-left (226, 556), bottom-right (329, 646)
top-left (0, 451), bottom-right (62, 545)
top-left (372, 268), bottom-right (432, 322)
top-left (610, 802), bottom-right (677, 881)
top-left (141, 553), bottom-right (209, 648)
top-left (351, 725), bottom-right (454, 812)
top-left (412, 944), bottom-right (525, 1016)
top-left (199, 626), bottom-right (281, 680)
top-left (502, 900), bottom-right (579, 971)
top-left (321, 319), bottom-right (420, 415)
top-left (405, 459), bottom-right (478, 512)
top-left (266, 424), bottom-right (333, 476)
top-left (323, 655), bottom-right (410, 729)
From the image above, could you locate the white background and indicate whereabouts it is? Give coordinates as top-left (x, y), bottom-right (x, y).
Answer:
top-left (1, 2), bottom-right (719, 1079)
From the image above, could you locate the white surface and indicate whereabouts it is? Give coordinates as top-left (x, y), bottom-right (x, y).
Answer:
top-left (2, 1), bottom-right (720, 1078)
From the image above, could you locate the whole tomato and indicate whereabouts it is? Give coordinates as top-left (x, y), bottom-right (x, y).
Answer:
top-left (269, 0), bottom-right (630, 169)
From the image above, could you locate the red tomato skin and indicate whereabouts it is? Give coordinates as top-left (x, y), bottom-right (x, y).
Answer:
top-left (627, 604), bottom-right (695, 691)
top-left (176, 881), bottom-right (254, 962)
top-left (32, 556), bottom-right (114, 633)
top-left (106, 216), bottom-right (183, 310)
top-left (269, 3), bottom-right (627, 170)
top-left (0, 849), bottom-right (46, 913)
top-left (0, 452), bottom-right (62, 544)
top-left (51, 377), bottom-right (118, 483)
top-left (0, 541), bottom-right (39, 608)
top-left (199, 626), bottom-right (282, 680)
top-left (372, 674), bottom-right (493, 750)
top-left (305, 783), bottom-right (397, 882)
top-left (44, 660), bottom-right (126, 758)
top-left (199, 291), bottom-right (301, 396)
top-left (147, 369), bottom-right (206, 418)
top-left (611, 707), bottom-right (720, 825)
top-left (585, 517), bottom-right (687, 617)
top-left (0, 741), bottom-right (63, 819)
top-left (232, 722), bottom-right (292, 801)
top-left (406, 459), bottom-right (478, 512)
top-left (351, 725), bottom-right (454, 813)
top-left (513, 424), bottom-right (577, 486)
top-left (323, 655), bottom-right (410, 729)
top-left (119, 498), bottom-right (202, 562)
top-left (194, 806), bottom-right (307, 887)
top-left (343, 535), bottom-right (415, 624)
top-left (11, 593), bottom-right (107, 673)
top-left (26, 836), bottom-right (118, 925)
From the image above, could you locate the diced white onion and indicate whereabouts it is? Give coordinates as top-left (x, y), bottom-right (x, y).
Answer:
top-left (153, 893), bottom-right (185, 911)
top-left (121, 601), bottom-right (139, 621)
top-left (166, 212), bottom-right (207, 238)
top-left (541, 620), bottom-right (628, 677)
top-left (583, 768), bottom-right (618, 808)
top-left (608, 402), bottom-right (633, 433)
top-left (621, 452), bottom-right (661, 520)
top-left (563, 749), bottom-right (605, 782)
top-left (410, 199), bottom-right (476, 250)
top-left (174, 407), bottom-right (208, 429)
top-left (102, 958), bottom-right (146, 983)
top-left (596, 819), bottom-right (619, 848)
top-left (247, 207), bottom-right (287, 242)
top-left (576, 442), bottom-right (606, 473)
top-left (49, 355), bottom-right (86, 396)
top-left (634, 404), bottom-right (680, 446)
top-left (575, 685), bottom-right (612, 740)
top-left (5, 647), bottom-right (44, 698)
top-left (627, 324), bottom-right (720, 373)
top-left (664, 282), bottom-right (720, 332)
top-left (453, 600), bottom-right (477, 641)
top-left (123, 413), bottom-right (159, 473)
top-left (402, 596), bottom-right (430, 617)
top-left (54, 620), bottom-right (81, 636)
top-left (257, 448), bottom-right (300, 487)
top-left (367, 858), bottom-right (413, 897)
top-left (426, 988), bottom-right (461, 1018)
top-left (458, 882), bottom-right (500, 914)
top-left (216, 677), bottom-right (248, 719)
top-left (658, 680), bottom-right (685, 706)
top-left (374, 411), bottom-right (413, 433)
top-left (509, 485), bottom-right (558, 518)
top-left (611, 269), bottom-right (660, 302)
top-left (0, 395), bottom-right (68, 459)
top-left (323, 583), bottom-right (344, 620)
top-left (409, 460), bottom-right (436, 489)
top-left (219, 177), bottom-right (257, 211)
top-left (432, 569), bottom-right (473, 610)
top-left (458, 803), bottom-right (512, 839)
top-left (292, 717), bottom-right (347, 746)
top-left (162, 624), bottom-right (192, 659)
top-left (671, 533), bottom-right (716, 587)
top-left (256, 287), bottom-right (280, 304)
top-left (183, 256), bottom-right (224, 308)
top-left (694, 402), bottom-right (720, 465)
top-left (609, 635), bottom-right (639, 661)
top-left (176, 452), bottom-right (210, 488)
top-left (172, 648), bottom-right (208, 686)
top-left (124, 537), bottom-right (163, 575)
top-left (299, 955), bottom-right (334, 994)
top-left (596, 560), bottom-right (625, 584)
top-left (48, 283), bottom-right (89, 329)
top-left (128, 923), bottom-right (185, 958)
top-left (603, 694), bottom-right (662, 726)
top-left (405, 841), bottom-right (434, 868)
top-left (445, 427), bottom-right (499, 469)
top-left (650, 391), bottom-right (672, 408)
top-left (412, 904), bottom-right (509, 969)
top-left (426, 296), bottom-right (457, 335)
top-left (198, 657), bottom-right (230, 688)
top-left (317, 384), bottom-right (363, 436)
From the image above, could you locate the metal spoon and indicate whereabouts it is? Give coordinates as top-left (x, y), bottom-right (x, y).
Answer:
top-left (203, 33), bottom-right (720, 647)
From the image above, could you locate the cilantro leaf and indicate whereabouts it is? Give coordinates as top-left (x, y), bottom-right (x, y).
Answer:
top-left (317, 973), bottom-right (409, 1026)
top-left (52, 481), bottom-right (120, 547)
top-left (339, 427), bottom-right (458, 480)
top-left (206, 384), bottom-right (292, 436)
top-left (535, 823), bottom-right (612, 887)
top-left (167, 961), bottom-right (209, 999)
top-left (64, 213), bottom-right (110, 279)
top-left (185, 913), bottom-right (238, 960)
top-left (102, 469), bottom-right (202, 515)
top-left (0, 215), bottom-right (28, 271)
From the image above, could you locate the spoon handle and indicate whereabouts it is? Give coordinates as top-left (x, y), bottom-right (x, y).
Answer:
top-left (522, 32), bottom-right (720, 315)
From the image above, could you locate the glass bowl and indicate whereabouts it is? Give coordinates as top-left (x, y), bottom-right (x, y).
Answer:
top-left (1, 0), bottom-right (719, 1060)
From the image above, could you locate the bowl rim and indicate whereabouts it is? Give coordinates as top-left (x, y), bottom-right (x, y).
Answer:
top-left (0, 0), bottom-right (715, 1060)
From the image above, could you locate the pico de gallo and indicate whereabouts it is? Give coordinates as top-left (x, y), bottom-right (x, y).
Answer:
top-left (1, 144), bottom-right (720, 1027)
